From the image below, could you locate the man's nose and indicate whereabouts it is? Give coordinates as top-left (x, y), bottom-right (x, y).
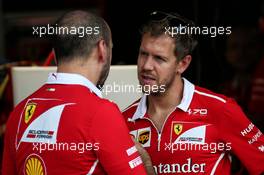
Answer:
top-left (142, 57), bottom-right (154, 71)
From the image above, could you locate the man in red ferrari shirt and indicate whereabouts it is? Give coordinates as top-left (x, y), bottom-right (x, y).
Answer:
top-left (2, 10), bottom-right (152, 175)
top-left (123, 11), bottom-right (264, 175)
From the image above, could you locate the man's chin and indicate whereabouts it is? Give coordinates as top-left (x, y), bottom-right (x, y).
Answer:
top-left (141, 84), bottom-right (156, 94)
top-left (143, 90), bottom-right (164, 96)
top-left (139, 83), bottom-right (167, 95)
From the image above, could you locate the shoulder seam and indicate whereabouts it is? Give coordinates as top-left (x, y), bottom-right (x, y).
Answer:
top-left (194, 90), bottom-right (226, 103)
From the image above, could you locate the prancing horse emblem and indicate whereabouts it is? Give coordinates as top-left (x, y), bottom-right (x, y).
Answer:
top-left (174, 124), bottom-right (183, 135)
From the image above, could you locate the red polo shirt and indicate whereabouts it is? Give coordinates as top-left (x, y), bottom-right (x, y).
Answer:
top-left (2, 73), bottom-right (146, 175)
top-left (123, 78), bottom-right (264, 175)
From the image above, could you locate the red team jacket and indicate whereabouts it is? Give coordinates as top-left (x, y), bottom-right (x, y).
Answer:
top-left (2, 73), bottom-right (146, 175)
top-left (123, 78), bottom-right (264, 175)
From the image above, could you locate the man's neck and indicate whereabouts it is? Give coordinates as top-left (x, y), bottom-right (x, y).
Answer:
top-left (57, 59), bottom-right (99, 85)
top-left (147, 77), bottom-right (184, 116)
top-left (145, 77), bottom-right (184, 131)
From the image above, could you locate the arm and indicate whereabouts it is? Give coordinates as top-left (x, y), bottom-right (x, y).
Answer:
top-left (90, 102), bottom-right (147, 175)
top-left (218, 99), bottom-right (264, 175)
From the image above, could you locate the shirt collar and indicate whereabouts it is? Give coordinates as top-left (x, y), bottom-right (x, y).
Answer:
top-left (46, 72), bottom-right (102, 98)
top-left (131, 78), bottom-right (195, 120)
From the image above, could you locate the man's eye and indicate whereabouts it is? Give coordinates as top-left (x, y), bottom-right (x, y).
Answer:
top-left (141, 53), bottom-right (147, 56)
top-left (140, 51), bottom-right (148, 56)
top-left (154, 56), bottom-right (165, 62)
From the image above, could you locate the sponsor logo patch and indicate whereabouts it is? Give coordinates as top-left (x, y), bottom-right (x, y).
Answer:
top-left (24, 154), bottom-right (46, 175)
top-left (138, 130), bottom-right (150, 144)
top-left (187, 108), bottom-right (208, 116)
top-left (179, 137), bottom-right (203, 142)
top-left (126, 146), bottom-right (137, 156)
top-left (174, 124), bottom-right (183, 135)
top-left (17, 101), bottom-right (75, 149)
top-left (129, 156), bottom-right (143, 169)
top-left (129, 127), bottom-right (151, 147)
top-left (25, 103), bottom-right (37, 124)
top-left (170, 122), bottom-right (207, 145)
top-left (26, 130), bottom-right (54, 139)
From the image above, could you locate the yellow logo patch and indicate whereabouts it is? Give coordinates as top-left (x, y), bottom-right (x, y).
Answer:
top-left (174, 124), bottom-right (183, 135)
top-left (25, 103), bottom-right (36, 124)
top-left (138, 130), bottom-right (150, 144)
top-left (25, 154), bottom-right (46, 175)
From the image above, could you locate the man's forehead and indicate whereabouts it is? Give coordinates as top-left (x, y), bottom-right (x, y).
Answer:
top-left (141, 33), bottom-right (175, 50)
top-left (142, 33), bottom-right (174, 44)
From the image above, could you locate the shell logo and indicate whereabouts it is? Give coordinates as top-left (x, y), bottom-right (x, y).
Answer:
top-left (24, 154), bottom-right (46, 175)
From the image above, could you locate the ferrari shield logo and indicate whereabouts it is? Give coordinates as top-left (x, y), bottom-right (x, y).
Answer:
top-left (174, 124), bottom-right (183, 135)
top-left (25, 103), bottom-right (36, 124)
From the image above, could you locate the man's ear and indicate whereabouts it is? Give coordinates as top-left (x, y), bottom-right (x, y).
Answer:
top-left (97, 40), bottom-right (107, 63)
top-left (177, 55), bottom-right (192, 74)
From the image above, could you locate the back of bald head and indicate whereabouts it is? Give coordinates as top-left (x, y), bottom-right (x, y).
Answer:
top-left (52, 10), bottom-right (111, 65)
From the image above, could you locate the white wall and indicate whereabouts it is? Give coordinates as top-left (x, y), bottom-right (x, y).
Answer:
top-left (11, 66), bottom-right (142, 110)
